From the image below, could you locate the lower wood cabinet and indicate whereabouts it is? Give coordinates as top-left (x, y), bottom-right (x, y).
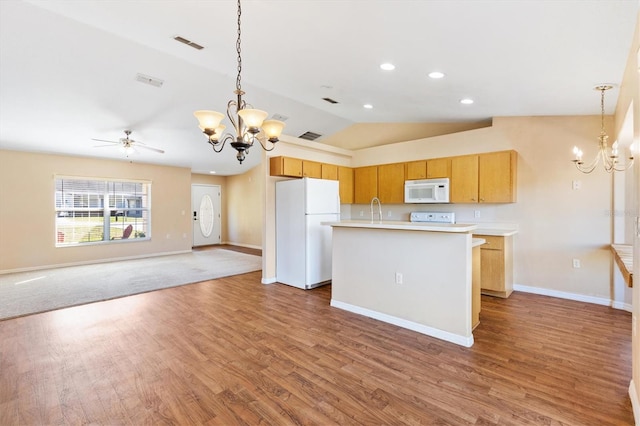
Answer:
top-left (476, 234), bottom-right (513, 298)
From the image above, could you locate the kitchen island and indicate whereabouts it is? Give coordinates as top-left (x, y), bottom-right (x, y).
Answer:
top-left (324, 220), bottom-right (479, 347)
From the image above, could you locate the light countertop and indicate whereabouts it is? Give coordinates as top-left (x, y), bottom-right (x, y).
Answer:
top-left (471, 223), bottom-right (519, 237)
top-left (472, 238), bottom-right (486, 247)
top-left (323, 220), bottom-right (477, 233)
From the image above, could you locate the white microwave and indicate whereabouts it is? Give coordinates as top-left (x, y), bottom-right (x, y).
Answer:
top-left (404, 178), bottom-right (450, 203)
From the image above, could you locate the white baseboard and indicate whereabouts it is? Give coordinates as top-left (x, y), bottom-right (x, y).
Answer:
top-left (612, 301), bottom-right (634, 313)
top-left (330, 299), bottom-right (474, 348)
top-left (223, 241), bottom-right (262, 251)
top-left (261, 276), bottom-right (276, 284)
top-left (0, 249), bottom-right (192, 275)
top-left (630, 380), bottom-right (640, 426)
top-left (513, 284), bottom-right (624, 308)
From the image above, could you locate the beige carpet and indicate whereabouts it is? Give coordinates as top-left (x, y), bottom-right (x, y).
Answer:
top-left (0, 249), bottom-right (262, 320)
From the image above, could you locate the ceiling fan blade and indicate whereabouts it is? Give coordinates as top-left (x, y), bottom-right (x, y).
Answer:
top-left (93, 144), bottom-right (119, 148)
top-left (136, 144), bottom-right (165, 154)
top-left (91, 138), bottom-right (119, 144)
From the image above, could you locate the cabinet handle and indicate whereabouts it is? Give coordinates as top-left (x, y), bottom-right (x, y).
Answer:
top-left (480, 198), bottom-right (485, 202)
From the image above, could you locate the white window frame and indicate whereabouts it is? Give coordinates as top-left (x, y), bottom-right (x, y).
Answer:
top-left (55, 176), bottom-right (152, 246)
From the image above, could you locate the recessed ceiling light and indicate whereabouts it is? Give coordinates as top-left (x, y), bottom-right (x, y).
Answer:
top-left (209, 171), bottom-right (216, 174)
top-left (363, 104), bottom-right (373, 109)
top-left (428, 71), bottom-right (445, 79)
top-left (380, 63), bottom-right (395, 71)
top-left (460, 98), bottom-right (474, 105)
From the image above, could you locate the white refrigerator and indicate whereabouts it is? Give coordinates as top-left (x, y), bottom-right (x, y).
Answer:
top-left (276, 177), bottom-right (340, 289)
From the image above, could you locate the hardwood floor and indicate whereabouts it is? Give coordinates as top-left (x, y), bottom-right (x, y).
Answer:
top-left (0, 271), bottom-right (633, 425)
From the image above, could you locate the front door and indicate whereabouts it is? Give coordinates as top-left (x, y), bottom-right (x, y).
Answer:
top-left (191, 184), bottom-right (221, 247)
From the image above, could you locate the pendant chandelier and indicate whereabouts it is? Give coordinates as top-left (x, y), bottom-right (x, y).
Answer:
top-left (194, 0), bottom-right (285, 164)
top-left (572, 85), bottom-right (634, 173)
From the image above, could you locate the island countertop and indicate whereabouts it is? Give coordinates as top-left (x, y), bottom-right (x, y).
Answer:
top-left (323, 220), bottom-right (477, 233)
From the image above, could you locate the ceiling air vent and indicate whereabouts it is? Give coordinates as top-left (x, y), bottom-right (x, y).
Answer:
top-left (173, 35), bottom-right (204, 50)
top-left (135, 73), bottom-right (164, 88)
top-left (322, 97), bottom-right (338, 104)
top-left (299, 131), bottom-right (322, 141)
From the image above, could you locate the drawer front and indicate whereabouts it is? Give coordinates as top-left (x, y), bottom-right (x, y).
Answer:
top-left (476, 235), bottom-right (504, 251)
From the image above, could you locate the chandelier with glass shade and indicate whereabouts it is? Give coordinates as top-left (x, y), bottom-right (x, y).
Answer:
top-left (194, 0), bottom-right (285, 164)
top-left (572, 85), bottom-right (635, 173)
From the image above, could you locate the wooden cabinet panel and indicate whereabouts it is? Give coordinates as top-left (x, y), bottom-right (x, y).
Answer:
top-left (302, 160), bottom-right (322, 178)
top-left (477, 234), bottom-right (513, 298)
top-left (377, 163), bottom-right (405, 204)
top-left (270, 156), bottom-right (302, 177)
top-left (338, 166), bottom-right (354, 204)
top-left (405, 161), bottom-right (426, 180)
top-left (450, 155), bottom-right (479, 203)
top-left (480, 249), bottom-right (504, 292)
top-left (478, 150), bottom-right (517, 203)
top-left (426, 158), bottom-right (451, 178)
top-left (321, 163), bottom-right (338, 180)
top-left (354, 166), bottom-right (378, 204)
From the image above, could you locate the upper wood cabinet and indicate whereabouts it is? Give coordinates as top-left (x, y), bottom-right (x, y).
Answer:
top-left (450, 155), bottom-right (479, 203)
top-left (426, 158), bottom-right (451, 178)
top-left (450, 151), bottom-right (517, 203)
top-left (377, 163), bottom-right (405, 204)
top-left (270, 156), bottom-right (302, 177)
top-left (338, 166), bottom-right (354, 204)
top-left (321, 163), bottom-right (338, 180)
top-left (354, 166), bottom-right (378, 204)
top-left (302, 160), bottom-right (322, 178)
top-left (271, 150), bottom-right (516, 204)
top-left (478, 150), bottom-right (517, 203)
top-left (405, 161), bottom-right (426, 180)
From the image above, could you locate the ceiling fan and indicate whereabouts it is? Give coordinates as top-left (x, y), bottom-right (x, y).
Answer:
top-left (91, 130), bottom-right (164, 156)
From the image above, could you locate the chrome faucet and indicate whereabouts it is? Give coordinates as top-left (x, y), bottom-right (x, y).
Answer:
top-left (370, 197), bottom-right (382, 223)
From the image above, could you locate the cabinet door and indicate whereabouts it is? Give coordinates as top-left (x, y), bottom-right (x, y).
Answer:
top-left (450, 155), bottom-right (479, 203)
top-left (479, 151), bottom-right (517, 203)
top-left (378, 163), bottom-right (405, 204)
top-left (480, 248), bottom-right (505, 292)
top-left (405, 161), bottom-right (426, 180)
top-left (321, 163), bottom-right (338, 180)
top-left (354, 166), bottom-right (378, 204)
top-left (338, 166), bottom-right (354, 204)
top-left (270, 156), bottom-right (302, 177)
top-left (426, 158), bottom-right (451, 178)
top-left (302, 160), bottom-right (322, 178)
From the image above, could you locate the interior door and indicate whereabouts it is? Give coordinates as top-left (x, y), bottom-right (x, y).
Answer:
top-left (191, 184), bottom-right (221, 247)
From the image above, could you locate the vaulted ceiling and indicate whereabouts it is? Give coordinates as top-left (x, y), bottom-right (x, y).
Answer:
top-left (0, 0), bottom-right (637, 174)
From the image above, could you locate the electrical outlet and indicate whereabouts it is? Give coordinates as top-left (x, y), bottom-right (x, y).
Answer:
top-left (387, 210), bottom-right (392, 218)
top-left (572, 258), bottom-right (581, 268)
top-left (359, 210), bottom-right (364, 217)
top-left (474, 210), bottom-right (481, 218)
top-left (395, 272), bottom-right (403, 284)
top-left (572, 180), bottom-right (581, 190)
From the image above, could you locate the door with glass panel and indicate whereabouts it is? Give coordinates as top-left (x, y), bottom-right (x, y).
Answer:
top-left (191, 184), bottom-right (221, 247)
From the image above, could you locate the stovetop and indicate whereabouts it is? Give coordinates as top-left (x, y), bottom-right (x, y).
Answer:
top-left (410, 211), bottom-right (456, 224)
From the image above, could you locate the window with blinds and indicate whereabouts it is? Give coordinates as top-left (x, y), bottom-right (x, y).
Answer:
top-left (55, 177), bottom-right (151, 246)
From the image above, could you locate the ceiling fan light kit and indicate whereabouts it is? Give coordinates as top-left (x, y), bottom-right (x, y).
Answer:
top-left (91, 129), bottom-right (164, 157)
top-left (193, 0), bottom-right (285, 164)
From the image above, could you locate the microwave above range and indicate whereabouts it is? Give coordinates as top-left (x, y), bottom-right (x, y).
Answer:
top-left (404, 178), bottom-right (450, 203)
